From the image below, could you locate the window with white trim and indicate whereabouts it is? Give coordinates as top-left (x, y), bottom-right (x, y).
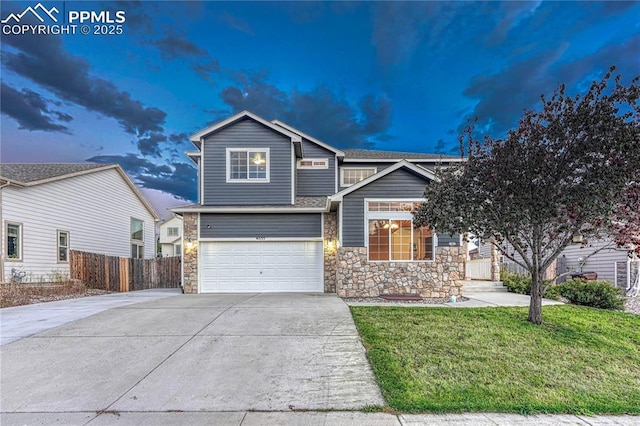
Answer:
top-left (57, 230), bottom-right (69, 262)
top-left (167, 227), bottom-right (179, 237)
top-left (366, 201), bottom-right (434, 262)
top-left (297, 158), bottom-right (328, 169)
top-left (131, 218), bottom-right (144, 259)
top-left (341, 167), bottom-right (376, 186)
top-left (6, 222), bottom-right (22, 260)
top-left (227, 148), bottom-right (269, 182)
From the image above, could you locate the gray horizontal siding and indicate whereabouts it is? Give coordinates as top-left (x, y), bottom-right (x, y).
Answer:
top-left (437, 234), bottom-right (460, 247)
top-left (558, 239), bottom-right (628, 283)
top-left (200, 213), bottom-right (321, 238)
top-left (338, 161), bottom-right (453, 189)
top-left (339, 162), bottom-right (392, 190)
top-left (296, 141), bottom-right (336, 196)
top-left (342, 168), bottom-right (430, 247)
top-left (202, 119), bottom-right (292, 205)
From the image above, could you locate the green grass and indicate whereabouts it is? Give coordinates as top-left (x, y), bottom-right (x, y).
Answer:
top-left (350, 305), bottom-right (640, 414)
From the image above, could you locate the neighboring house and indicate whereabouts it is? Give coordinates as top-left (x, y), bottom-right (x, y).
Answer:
top-left (172, 110), bottom-right (466, 297)
top-left (477, 238), bottom-right (631, 284)
top-left (159, 215), bottom-right (182, 257)
top-left (0, 163), bottom-right (159, 283)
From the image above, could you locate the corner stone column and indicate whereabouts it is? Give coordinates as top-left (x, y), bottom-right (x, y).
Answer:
top-left (490, 241), bottom-right (501, 281)
top-left (323, 212), bottom-right (337, 293)
top-left (182, 212), bottom-right (199, 293)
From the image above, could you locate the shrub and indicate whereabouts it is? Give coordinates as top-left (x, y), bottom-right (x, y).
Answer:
top-left (555, 279), bottom-right (625, 311)
top-left (501, 270), bottom-right (559, 299)
top-left (501, 270), bottom-right (532, 295)
top-left (544, 285), bottom-right (562, 300)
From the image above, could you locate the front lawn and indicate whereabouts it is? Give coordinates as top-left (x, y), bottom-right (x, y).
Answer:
top-left (351, 305), bottom-right (640, 414)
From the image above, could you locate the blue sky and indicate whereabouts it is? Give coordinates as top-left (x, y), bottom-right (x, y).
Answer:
top-left (1, 1), bottom-right (639, 215)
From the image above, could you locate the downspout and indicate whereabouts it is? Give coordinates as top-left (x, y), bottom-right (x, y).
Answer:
top-left (0, 181), bottom-right (11, 283)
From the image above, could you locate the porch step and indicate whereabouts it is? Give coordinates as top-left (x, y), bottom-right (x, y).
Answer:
top-left (463, 280), bottom-right (508, 293)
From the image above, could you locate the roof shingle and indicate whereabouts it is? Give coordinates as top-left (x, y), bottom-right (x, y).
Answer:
top-left (0, 163), bottom-right (109, 184)
top-left (343, 149), bottom-right (460, 160)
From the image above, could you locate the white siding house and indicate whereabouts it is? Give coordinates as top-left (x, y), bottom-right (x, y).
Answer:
top-left (159, 216), bottom-right (182, 257)
top-left (1, 164), bottom-right (159, 283)
top-left (478, 238), bottom-right (630, 284)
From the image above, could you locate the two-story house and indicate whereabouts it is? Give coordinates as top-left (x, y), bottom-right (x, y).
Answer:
top-left (1, 163), bottom-right (158, 283)
top-left (159, 215), bottom-right (183, 257)
top-left (172, 111), bottom-right (466, 298)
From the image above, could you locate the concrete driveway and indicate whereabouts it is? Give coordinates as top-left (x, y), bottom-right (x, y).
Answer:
top-left (0, 293), bottom-right (384, 424)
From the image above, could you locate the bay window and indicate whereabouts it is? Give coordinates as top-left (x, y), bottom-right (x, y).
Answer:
top-left (366, 201), bottom-right (435, 262)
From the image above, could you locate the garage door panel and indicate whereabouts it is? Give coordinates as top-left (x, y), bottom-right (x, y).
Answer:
top-left (200, 241), bottom-right (323, 293)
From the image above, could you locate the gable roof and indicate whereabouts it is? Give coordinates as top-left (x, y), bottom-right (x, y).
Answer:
top-left (190, 110), bottom-right (302, 145)
top-left (0, 163), bottom-right (159, 221)
top-left (270, 120), bottom-right (345, 156)
top-left (0, 163), bottom-right (110, 185)
top-left (330, 160), bottom-right (437, 202)
top-left (343, 149), bottom-right (463, 161)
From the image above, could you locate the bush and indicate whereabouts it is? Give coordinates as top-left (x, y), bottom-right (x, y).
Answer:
top-left (501, 270), bottom-right (532, 295)
top-left (554, 279), bottom-right (625, 311)
top-left (544, 285), bottom-right (562, 300)
top-left (501, 270), bottom-right (561, 299)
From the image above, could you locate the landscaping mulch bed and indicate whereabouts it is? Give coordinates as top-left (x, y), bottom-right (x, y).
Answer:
top-left (0, 282), bottom-right (111, 308)
top-left (343, 296), bottom-right (468, 305)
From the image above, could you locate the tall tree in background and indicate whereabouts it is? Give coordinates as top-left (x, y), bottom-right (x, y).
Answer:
top-left (414, 67), bottom-right (640, 324)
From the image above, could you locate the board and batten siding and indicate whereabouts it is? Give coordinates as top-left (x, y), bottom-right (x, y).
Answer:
top-left (296, 141), bottom-right (336, 196)
top-left (341, 168), bottom-right (458, 247)
top-left (2, 168), bottom-right (156, 282)
top-left (200, 213), bottom-right (321, 239)
top-left (202, 119), bottom-right (292, 205)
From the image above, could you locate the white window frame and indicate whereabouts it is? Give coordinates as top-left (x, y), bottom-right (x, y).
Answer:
top-left (5, 221), bottom-right (23, 261)
top-left (131, 217), bottom-right (144, 259)
top-left (297, 158), bottom-right (329, 169)
top-left (364, 199), bottom-right (436, 263)
top-left (226, 148), bottom-right (270, 183)
top-left (167, 227), bottom-right (179, 237)
top-left (340, 167), bottom-right (377, 187)
top-left (57, 230), bottom-right (70, 263)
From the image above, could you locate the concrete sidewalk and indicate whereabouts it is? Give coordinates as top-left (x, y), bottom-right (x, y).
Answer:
top-left (0, 288), bottom-right (181, 345)
top-left (1, 410), bottom-right (636, 425)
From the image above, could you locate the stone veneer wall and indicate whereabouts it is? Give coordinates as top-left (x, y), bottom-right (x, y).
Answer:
top-left (323, 212), bottom-right (337, 293)
top-left (336, 246), bottom-right (465, 298)
top-left (182, 212), bottom-right (199, 294)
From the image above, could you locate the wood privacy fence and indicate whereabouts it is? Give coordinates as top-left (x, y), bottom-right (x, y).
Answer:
top-left (70, 250), bottom-right (181, 292)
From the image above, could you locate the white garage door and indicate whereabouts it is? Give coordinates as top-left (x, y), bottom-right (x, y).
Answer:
top-left (200, 241), bottom-right (323, 293)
